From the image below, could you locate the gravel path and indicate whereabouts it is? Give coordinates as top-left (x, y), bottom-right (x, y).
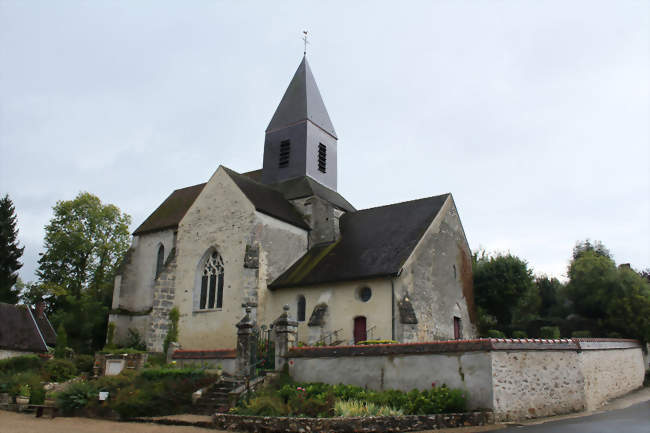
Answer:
top-left (0, 411), bottom-right (223, 433)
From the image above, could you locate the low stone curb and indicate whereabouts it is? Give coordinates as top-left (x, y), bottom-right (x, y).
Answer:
top-left (213, 411), bottom-right (494, 433)
top-left (127, 416), bottom-right (215, 429)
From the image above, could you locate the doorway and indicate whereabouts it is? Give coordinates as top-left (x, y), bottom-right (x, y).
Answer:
top-left (354, 316), bottom-right (367, 343)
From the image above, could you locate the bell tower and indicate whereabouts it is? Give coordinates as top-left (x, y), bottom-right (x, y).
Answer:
top-left (261, 56), bottom-right (338, 190)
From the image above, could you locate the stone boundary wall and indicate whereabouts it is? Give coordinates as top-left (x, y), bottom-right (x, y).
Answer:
top-left (212, 411), bottom-right (494, 433)
top-left (286, 338), bottom-right (645, 421)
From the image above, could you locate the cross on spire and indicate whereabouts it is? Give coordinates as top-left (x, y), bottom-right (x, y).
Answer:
top-left (302, 30), bottom-right (309, 56)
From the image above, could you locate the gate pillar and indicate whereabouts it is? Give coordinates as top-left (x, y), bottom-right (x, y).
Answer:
top-left (236, 306), bottom-right (257, 377)
top-left (274, 304), bottom-right (298, 372)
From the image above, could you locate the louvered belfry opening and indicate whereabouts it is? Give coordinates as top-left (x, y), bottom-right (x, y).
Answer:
top-left (318, 143), bottom-right (327, 173)
top-left (279, 140), bottom-right (291, 168)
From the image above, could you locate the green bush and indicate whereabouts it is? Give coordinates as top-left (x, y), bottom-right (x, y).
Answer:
top-left (42, 359), bottom-right (77, 382)
top-left (356, 340), bottom-right (398, 345)
top-left (236, 395), bottom-right (287, 416)
top-left (144, 354), bottom-right (167, 368)
top-left (540, 326), bottom-right (561, 339)
top-left (245, 378), bottom-right (467, 417)
top-left (487, 330), bottom-right (506, 338)
top-left (0, 355), bottom-right (44, 374)
top-left (74, 354), bottom-right (95, 374)
top-left (2, 371), bottom-right (45, 404)
top-left (571, 330), bottom-right (591, 338)
top-left (57, 382), bottom-right (96, 412)
top-left (512, 330), bottom-right (527, 339)
top-left (139, 367), bottom-right (207, 381)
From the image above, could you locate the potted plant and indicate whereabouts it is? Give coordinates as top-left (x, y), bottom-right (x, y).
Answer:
top-left (16, 384), bottom-right (30, 406)
top-left (216, 363), bottom-right (223, 377)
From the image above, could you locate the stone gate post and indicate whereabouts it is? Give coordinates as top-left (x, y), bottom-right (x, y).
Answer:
top-left (274, 304), bottom-right (298, 371)
top-left (236, 306), bottom-right (256, 377)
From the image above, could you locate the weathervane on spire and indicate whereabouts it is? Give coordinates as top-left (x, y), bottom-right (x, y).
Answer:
top-left (302, 30), bottom-right (309, 56)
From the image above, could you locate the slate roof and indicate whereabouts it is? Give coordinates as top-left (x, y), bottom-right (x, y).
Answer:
top-left (0, 303), bottom-right (55, 353)
top-left (133, 183), bottom-right (206, 235)
top-left (270, 194), bottom-right (450, 288)
top-left (222, 167), bottom-right (310, 230)
top-left (266, 56), bottom-right (337, 138)
top-left (272, 176), bottom-right (356, 212)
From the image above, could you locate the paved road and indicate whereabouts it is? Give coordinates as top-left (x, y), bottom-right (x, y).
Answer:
top-left (503, 401), bottom-right (650, 433)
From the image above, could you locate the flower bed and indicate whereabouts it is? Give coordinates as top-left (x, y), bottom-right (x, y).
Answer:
top-left (231, 373), bottom-right (468, 418)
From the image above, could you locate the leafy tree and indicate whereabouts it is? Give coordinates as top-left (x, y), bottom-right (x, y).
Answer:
top-left (566, 240), bottom-right (650, 343)
top-left (0, 194), bottom-right (24, 303)
top-left (35, 192), bottom-right (131, 352)
top-left (472, 251), bottom-right (540, 335)
top-left (536, 276), bottom-right (567, 318)
top-left (55, 323), bottom-right (68, 359)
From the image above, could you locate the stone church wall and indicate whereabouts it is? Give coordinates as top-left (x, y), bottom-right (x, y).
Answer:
top-left (170, 167), bottom-right (308, 352)
top-left (394, 195), bottom-right (476, 342)
top-left (262, 278), bottom-right (392, 345)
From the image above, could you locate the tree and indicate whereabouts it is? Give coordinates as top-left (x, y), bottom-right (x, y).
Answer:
top-left (0, 194), bottom-right (24, 303)
top-left (36, 192), bottom-right (131, 352)
top-left (566, 239), bottom-right (650, 343)
top-left (536, 276), bottom-right (568, 319)
top-left (472, 251), bottom-right (540, 334)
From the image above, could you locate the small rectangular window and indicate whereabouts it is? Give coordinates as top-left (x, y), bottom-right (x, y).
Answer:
top-left (318, 143), bottom-right (327, 173)
top-left (279, 140), bottom-right (290, 168)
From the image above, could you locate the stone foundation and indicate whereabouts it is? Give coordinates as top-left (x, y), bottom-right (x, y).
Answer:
top-left (213, 411), bottom-right (494, 433)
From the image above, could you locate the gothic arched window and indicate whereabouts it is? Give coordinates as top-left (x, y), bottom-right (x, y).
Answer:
top-left (297, 295), bottom-right (306, 322)
top-left (156, 245), bottom-right (165, 278)
top-left (199, 251), bottom-right (225, 310)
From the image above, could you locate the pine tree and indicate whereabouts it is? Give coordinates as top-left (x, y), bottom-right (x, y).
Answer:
top-left (0, 194), bottom-right (24, 303)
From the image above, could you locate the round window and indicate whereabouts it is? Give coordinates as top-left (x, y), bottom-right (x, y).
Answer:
top-left (359, 287), bottom-right (372, 302)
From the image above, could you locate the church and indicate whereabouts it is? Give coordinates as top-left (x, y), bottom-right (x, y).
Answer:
top-left (109, 56), bottom-right (477, 353)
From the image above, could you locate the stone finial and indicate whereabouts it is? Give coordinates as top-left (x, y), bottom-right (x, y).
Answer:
top-left (283, 304), bottom-right (290, 312)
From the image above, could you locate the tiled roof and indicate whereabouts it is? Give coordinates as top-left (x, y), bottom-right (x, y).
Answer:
top-left (0, 303), bottom-right (54, 353)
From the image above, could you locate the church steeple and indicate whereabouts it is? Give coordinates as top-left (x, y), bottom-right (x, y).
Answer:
top-left (262, 56), bottom-right (338, 190)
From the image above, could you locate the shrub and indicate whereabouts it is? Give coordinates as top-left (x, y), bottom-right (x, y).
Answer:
top-left (74, 354), bottom-right (95, 374)
top-left (235, 395), bottom-right (287, 416)
top-left (334, 399), bottom-right (403, 417)
top-left (512, 330), bottom-right (527, 338)
top-left (3, 372), bottom-right (45, 404)
top-left (487, 330), bottom-right (506, 338)
top-left (287, 390), bottom-right (334, 417)
top-left (56, 381), bottom-right (96, 412)
top-left (163, 307), bottom-right (179, 356)
top-left (54, 323), bottom-right (68, 359)
top-left (540, 326), bottom-right (561, 339)
top-left (0, 355), bottom-right (44, 374)
top-left (571, 330), bottom-right (591, 338)
top-left (124, 328), bottom-right (147, 351)
top-left (356, 340), bottom-right (398, 345)
top-left (144, 353), bottom-right (167, 368)
top-left (42, 359), bottom-right (77, 382)
top-left (139, 367), bottom-right (207, 381)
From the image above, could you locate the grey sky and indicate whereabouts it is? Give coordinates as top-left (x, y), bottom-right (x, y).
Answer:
top-left (1, 1), bottom-right (648, 284)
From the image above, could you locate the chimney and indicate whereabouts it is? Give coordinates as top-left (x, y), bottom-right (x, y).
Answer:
top-left (35, 301), bottom-right (46, 319)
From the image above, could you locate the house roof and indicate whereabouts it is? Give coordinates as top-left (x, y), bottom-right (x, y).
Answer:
top-left (222, 167), bottom-right (310, 230)
top-left (0, 303), bottom-right (55, 353)
top-left (133, 183), bottom-right (206, 235)
top-left (266, 56), bottom-right (337, 138)
top-left (272, 176), bottom-right (356, 212)
top-left (270, 194), bottom-right (450, 288)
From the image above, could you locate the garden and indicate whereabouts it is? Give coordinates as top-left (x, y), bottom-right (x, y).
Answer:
top-left (0, 354), bottom-right (217, 419)
top-left (231, 372), bottom-right (468, 418)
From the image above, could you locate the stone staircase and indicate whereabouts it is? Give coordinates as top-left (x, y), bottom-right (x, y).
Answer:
top-left (192, 375), bottom-right (242, 415)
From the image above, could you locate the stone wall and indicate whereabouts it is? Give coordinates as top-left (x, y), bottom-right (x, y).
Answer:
top-left (213, 411), bottom-right (494, 433)
top-left (0, 349), bottom-right (38, 360)
top-left (287, 338), bottom-right (645, 421)
top-left (172, 349), bottom-right (237, 374)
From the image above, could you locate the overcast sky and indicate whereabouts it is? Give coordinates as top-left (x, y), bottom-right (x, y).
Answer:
top-left (1, 1), bottom-right (648, 284)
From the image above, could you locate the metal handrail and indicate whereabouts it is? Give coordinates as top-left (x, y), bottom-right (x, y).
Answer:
top-left (316, 328), bottom-right (343, 346)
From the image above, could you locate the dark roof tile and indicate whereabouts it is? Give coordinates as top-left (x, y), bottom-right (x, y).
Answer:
top-left (0, 303), bottom-right (50, 353)
top-left (133, 183), bottom-right (206, 235)
top-left (270, 194), bottom-right (450, 288)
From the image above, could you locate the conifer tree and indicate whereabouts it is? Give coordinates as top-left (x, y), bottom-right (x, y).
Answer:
top-left (0, 194), bottom-right (24, 303)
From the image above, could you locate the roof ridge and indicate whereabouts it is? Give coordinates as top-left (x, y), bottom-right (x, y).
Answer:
top-left (354, 193), bottom-right (451, 214)
top-left (172, 182), bottom-right (207, 192)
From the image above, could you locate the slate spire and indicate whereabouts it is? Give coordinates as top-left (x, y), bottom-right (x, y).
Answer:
top-left (266, 56), bottom-right (337, 139)
top-left (262, 56), bottom-right (339, 190)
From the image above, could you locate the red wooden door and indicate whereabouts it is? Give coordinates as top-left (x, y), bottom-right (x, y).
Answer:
top-left (354, 316), bottom-right (367, 343)
top-left (454, 317), bottom-right (461, 340)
